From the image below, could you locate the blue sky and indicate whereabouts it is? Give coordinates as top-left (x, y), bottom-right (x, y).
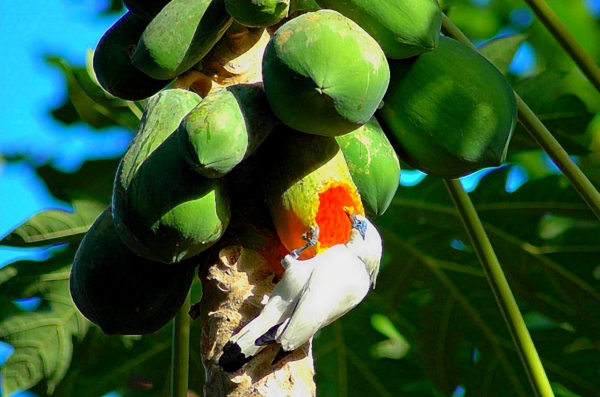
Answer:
top-left (0, 1), bottom-right (127, 266)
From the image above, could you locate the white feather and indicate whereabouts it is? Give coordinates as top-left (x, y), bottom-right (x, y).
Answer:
top-left (276, 242), bottom-right (371, 352)
top-left (227, 254), bottom-right (318, 359)
top-left (346, 215), bottom-right (383, 288)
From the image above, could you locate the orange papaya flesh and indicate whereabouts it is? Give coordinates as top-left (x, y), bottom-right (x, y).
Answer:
top-left (314, 185), bottom-right (355, 248)
top-left (262, 127), bottom-right (364, 259)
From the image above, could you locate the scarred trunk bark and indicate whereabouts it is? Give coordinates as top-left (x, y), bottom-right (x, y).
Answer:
top-left (199, 246), bottom-right (316, 396)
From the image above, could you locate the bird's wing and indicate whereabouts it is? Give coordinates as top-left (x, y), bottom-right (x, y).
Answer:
top-left (220, 254), bottom-right (318, 371)
top-left (277, 246), bottom-right (371, 352)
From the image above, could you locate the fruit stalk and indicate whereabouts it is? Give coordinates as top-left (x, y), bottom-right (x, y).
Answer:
top-left (171, 291), bottom-right (192, 397)
top-left (444, 178), bottom-right (553, 397)
top-left (441, 13), bottom-right (600, 221)
top-left (523, 0), bottom-right (600, 93)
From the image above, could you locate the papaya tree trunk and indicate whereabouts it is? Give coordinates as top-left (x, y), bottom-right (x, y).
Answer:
top-left (182, 21), bottom-right (317, 396)
top-left (196, 155), bottom-right (317, 396)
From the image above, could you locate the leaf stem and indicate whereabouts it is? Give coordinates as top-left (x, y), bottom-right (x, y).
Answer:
top-left (171, 290), bottom-right (191, 397)
top-left (441, 14), bottom-right (600, 221)
top-left (444, 179), bottom-right (554, 397)
top-left (523, 0), bottom-right (600, 93)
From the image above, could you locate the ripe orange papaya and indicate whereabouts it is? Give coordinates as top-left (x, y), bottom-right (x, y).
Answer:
top-left (261, 126), bottom-right (364, 259)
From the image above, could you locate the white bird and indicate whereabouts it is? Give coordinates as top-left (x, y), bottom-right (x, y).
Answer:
top-left (218, 226), bottom-right (321, 372)
top-left (346, 213), bottom-right (383, 289)
top-left (218, 213), bottom-right (382, 372)
top-left (260, 213), bottom-right (382, 364)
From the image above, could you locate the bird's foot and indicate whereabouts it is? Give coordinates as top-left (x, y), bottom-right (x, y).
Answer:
top-left (289, 225), bottom-right (320, 259)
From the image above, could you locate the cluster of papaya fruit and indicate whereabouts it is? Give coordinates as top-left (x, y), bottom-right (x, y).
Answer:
top-left (71, 0), bottom-right (517, 335)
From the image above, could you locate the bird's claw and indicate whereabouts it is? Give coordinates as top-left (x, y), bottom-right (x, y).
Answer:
top-left (301, 225), bottom-right (319, 245)
top-left (289, 225), bottom-right (320, 259)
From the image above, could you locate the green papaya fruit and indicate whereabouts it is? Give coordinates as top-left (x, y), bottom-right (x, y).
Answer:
top-left (336, 118), bottom-right (400, 218)
top-left (113, 89), bottom-right (231, 264)
top-left (178, 84), bottom-right (279, 178)
top-left (316, 0), bottom-right (441, 59)
top-left (225, 0), bottom-right (289, 27)
top-left (132, 0), bottom-right (233, 80)
top-left (289, 0), bottom-right (319, 14)
top-left (70, 208), bottom-right (196, 335)
top-left (262, 9), bottom-right (390, 137)
top-left (93, 12), bottom-right (171, 101)
top-left (124, 0), bottom-right (171, 20)
top-left (377, 36), bottom-right (517, 179)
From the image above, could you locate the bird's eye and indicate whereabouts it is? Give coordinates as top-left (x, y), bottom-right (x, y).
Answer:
top-left (358, 220), bottom-right (367, 239)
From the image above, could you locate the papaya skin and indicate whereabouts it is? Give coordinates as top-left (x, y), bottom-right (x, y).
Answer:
top-left (70, 208), bottom-right (196, 335)
top-left (123, 0), bottom-right (171, 21)
top-left (112, 89), bottom-right (232, 264)
top-left (177, 83), bottom-right (278, 178)
top-left (316, 0), bottom-right (442, 59)
top-left (93, 12), bottom-right (172, 101)
top-left (290, 0), bottom-right (320, 14)
top-left (336, 118), bottom-right (401, 218)
top-left (225, 0), bottom-right (290, 28)
top-left (377, 36), bottom-right (517, 178)
top-left (132, 0), bottom-right (233, 80)
top-left (262, 10), bottom-right (390, 136)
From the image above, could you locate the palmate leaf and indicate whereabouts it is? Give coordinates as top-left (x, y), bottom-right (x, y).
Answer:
top-left (509, 71), bottom-right (595, 154)
top-left (44, 280), bottom-right (205, 397)
top-left (36, 159), bottom-right (121, 205)
top-left (364, 168), bottom-right (600, 397)
top-left (0, 274), bottom-right (89, 396)
top-left (315, 299), bottom-right (437, 397)
top-left (46, 327), bottom-right (173, 397)
top-left (478, 34), bottom-right (527, 75)
top-left (0, 247), bottom-right (76, 301)
top-left (46, 322), bottom-right (205, 397)
top-left (46, 54), bottom-right (140, 131)
top-left (0, 200), bottom-right (105, 248)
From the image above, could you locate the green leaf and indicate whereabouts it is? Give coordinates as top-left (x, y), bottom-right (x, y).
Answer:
top-left (315, 301), bottom-right (437, 397)
top-left (46, 54), bottom-right (139, 131)
top-left (36, 159), bottom-right (121, 204)
top-left (0, 276), bottom-right (89, 396)
top-left (0, 247), bottom-right (75, 301)
top-left (0, 200), bottom-right (105, 247)
top-left (47, 328), bottom-right (173, 397)
top-left (479, 34), bottom-right (528, 75)
top-left (370, 314), bottom-right (410, 360)
top-left (510, 90), bottom-right (595, 154)
top-left (33, 278), bottom-right (205, 397)
top-left (515, 71), bottom-right (568, 113)
top-left (368, 168), bottom-right (600, 396)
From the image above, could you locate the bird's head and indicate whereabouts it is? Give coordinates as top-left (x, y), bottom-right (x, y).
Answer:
top-left (344, 207), bottom-right (383, 288)
top-left (344, 207), bottom-right (367, 240)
